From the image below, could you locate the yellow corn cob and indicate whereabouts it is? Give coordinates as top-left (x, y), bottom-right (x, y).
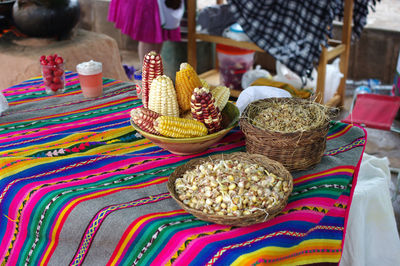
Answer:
top-left (130, 107), bottom-right (161, 135)
top-left (154, 116), bottom-right (208, 138)
top-left (200, 78), bottom-right (210, 89)
top-left (175, 63), bottom-right (202, 112)
top-left (190, 87), bottom-right (223, 134)
top-left (211, 85), bottom-right (230, 111)
top-left (148, 75), bottom-right (180, 117)
top-left (142, 51), bottom-right (163, 108)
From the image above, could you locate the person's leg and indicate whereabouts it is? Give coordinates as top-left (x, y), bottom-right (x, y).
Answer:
top-left (138, 41), bottom-right (163, 65)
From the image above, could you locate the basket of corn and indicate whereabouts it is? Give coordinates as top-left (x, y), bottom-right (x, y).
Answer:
top-left (167, 152), bottom-right (293, 226)
top-left (240, 97), bottom-right (333, 172)
top-left (130, 52), bottom-right (238, 155)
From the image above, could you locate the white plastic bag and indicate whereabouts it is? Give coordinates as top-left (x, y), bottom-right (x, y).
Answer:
top-left (274, 61), bottom-right (317, 91)
top-left (340, 153), bottom-right (400, 266)
top-left (324, 58), bottom-right (343, 103)
top-left (0, 91), bottom-right (8, 115)
top-left (241, 65), bottom-right (272, 90)
top-left (236, 85), bottom-right (291, 114)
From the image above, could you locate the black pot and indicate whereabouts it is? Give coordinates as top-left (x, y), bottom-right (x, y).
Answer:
top-left (12, 0), bottom-right (80, 38)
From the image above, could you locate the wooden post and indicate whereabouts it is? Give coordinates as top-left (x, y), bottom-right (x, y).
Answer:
top-left (187, 0), bottom-right (197, 71)
top-left (316, 0), bottom-right (353, 107)
top-left (316, 46), bottom-right (327, 103)
top-left (338, 0), bottom-right (354, 107)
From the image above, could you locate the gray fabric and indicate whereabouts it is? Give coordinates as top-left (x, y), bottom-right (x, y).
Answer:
top-left (50, 182), bottom-right (177, 265)
top-left (197, 4), bottom-right (237, 36)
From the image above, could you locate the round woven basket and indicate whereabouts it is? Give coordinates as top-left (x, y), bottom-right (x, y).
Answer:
top-left (240, 98), bottom-right (332, 172)
top-left (167, 152), bottom-right (293, 227)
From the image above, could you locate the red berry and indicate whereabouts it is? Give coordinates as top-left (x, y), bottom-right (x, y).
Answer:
top-left (44, 75), bottom-right (53, 82)
top-left (55, 57), bottom-right (63, 64)
top-left (53, 53), bottom-right (58, 59)
top-left (53, 68), bottom-right (64, 77)
top-left (48, 60), bottom-right (56, 66)
top-left (46, 55), bottom-right (54, 62)
top-left (40, 55), bottom-right (46, 61)
top-left (53, 76), bottom-right (61, 83)
top-left (40, 60), bottom-right (48, 66)
top-left (42, 67), bottom-right (52, 76)
top-left (50, 83), bottom-right (61, 92)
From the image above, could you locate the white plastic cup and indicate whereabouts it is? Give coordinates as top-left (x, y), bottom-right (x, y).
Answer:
top-left (76, 60), bottom-right (103, 98)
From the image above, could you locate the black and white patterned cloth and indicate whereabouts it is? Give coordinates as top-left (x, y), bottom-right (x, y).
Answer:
top-left (227, 0), bottom-right (378, 78)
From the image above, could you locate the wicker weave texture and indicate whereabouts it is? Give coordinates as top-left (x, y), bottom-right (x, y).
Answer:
top-left (167, 152), bottom-right (293, 227)
top-left (240, 98), bottom-right (331, 172)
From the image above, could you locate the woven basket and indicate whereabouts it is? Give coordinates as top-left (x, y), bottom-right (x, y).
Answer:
top-left (167, 152), bottom-right (293, 227)
top-left (240, 98), bottom-right (331, 172)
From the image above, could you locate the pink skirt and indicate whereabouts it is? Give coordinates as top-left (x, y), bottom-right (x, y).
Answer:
top-left (108, 0), bottom-right (181, 44)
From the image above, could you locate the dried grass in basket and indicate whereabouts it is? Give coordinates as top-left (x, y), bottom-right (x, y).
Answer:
top-left (167, 152), bottom-right (293, 227)
top-left (240, 98), bottom-right (333, 172)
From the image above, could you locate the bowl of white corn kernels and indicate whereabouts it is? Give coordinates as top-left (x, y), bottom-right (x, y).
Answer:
top-left (167, 152), bottom-right (293, 226)
top-left (130, 101), bottom-right (239, 155)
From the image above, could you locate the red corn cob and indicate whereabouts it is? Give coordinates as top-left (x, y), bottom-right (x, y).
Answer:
top-left (142, 51), bottom-right (163, 108)
top-left (130, 107), bottom-right (161, 135)
top-left (190, 87), bottom-right (223, 134)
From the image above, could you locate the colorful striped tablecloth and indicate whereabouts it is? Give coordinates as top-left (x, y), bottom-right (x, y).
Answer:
top-left (0, 73), bottom-right (366, 265)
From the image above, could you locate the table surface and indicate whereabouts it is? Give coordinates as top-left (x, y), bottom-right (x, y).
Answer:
top-left (0, 74), bottom-right (366, 265)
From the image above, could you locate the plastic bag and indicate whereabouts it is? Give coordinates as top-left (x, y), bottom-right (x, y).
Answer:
top-left (236, 85), bottom-right (291, 114)
top-left (324, 58), bottom-right (343, 103)
top-left (0, 91), bottom-right (9, 115)
top-left (241, 65), bottom-right (272, 90)
top-left (274, 61), bottom-right (317, 91)
top-left (340, 153), bottom-right (400, 266)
